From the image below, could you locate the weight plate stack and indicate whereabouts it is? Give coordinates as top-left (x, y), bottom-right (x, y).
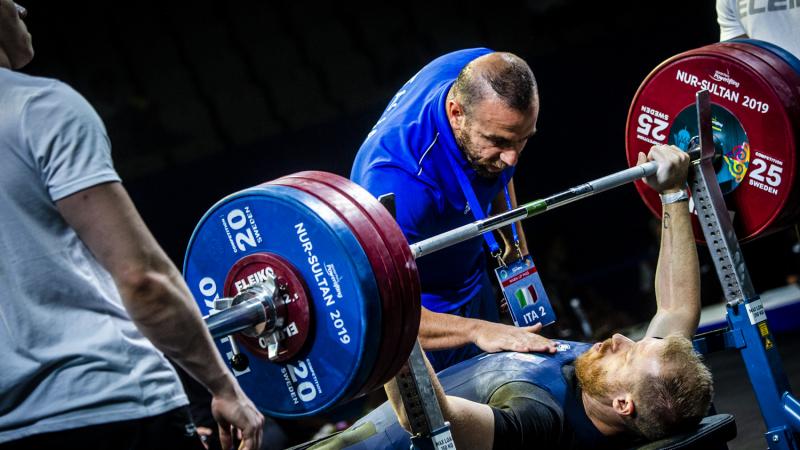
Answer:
top-left (268, 175), bottom-right (405, 397)
top-left (296, 172), bottom-right (422, 391)
top-left (184, 184), bottom-right (382, 417)
top-left (626, 40), bottom-right (799, 242)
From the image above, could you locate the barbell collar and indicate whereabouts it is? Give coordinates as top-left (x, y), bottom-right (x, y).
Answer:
top-left (205, 282), bottom-right (280, 340)
top-left (200, 148), bottom-right (707, 336)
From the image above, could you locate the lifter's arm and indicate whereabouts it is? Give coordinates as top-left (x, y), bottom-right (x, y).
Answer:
top-left (638, 146), bottom-right (701, 340)
top-left (56, 182), bottom-right (264, 450)
top-left (716, 0), bottom-right (748, 41)
top-left (385, 343), bottom-right (495, 450)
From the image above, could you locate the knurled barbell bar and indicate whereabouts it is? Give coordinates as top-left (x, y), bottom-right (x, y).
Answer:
top-left (188, 148), bottom-right (703, 417)
top-left (184, 39), bottom-right (799, 418)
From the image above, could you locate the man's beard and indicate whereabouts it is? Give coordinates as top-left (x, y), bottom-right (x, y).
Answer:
top-left (575, 339), bottom-right (614, 398)
top-left (454, 128), bottom-right (501, 179)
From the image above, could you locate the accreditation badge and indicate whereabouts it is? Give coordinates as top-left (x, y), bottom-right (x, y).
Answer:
top-left (494, 255), bottom-right (556, 328)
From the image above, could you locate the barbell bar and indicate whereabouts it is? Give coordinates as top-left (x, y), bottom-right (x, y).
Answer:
top-left (205, 280), bottom-right (279, 340)
top-left (198, 145), bottom-right (705, 401)
top-left (187, 39), bottom-right (800, 418)
top-left (204, 141), bottom-right (702, 328)
top-left (410, 147), bottom-right (702, 259)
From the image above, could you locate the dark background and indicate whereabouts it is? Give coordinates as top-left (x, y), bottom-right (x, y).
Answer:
top-left (15, 2), bottom-right (800, 447)
top-left (18, 0), bottom-right (798, 330)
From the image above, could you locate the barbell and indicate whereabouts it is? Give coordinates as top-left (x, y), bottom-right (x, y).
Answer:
top-left (183, 39), bottom-right (799, 418)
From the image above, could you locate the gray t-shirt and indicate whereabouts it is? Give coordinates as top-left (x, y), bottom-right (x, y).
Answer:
top-left (0, 68), bottom-right (188, 443)
top-left (717, 0), bottom-right (800, 58)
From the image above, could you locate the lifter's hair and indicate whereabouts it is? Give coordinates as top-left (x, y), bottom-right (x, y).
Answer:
top-left (625, 335), bottom-right (714, 441)
top-left (450, 52), bottom-right (537, 115)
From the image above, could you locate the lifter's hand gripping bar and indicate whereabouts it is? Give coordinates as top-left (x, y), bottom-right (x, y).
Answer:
top-left (409, 147), bottom-right (703, 259)
top-left (201, 90), bottom-right (710, 373)
top-left (203, 148), bottom-right (702, 338)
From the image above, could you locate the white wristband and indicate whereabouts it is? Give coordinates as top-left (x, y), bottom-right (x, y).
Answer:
top-left (660, 190), bottom-right (689, 204)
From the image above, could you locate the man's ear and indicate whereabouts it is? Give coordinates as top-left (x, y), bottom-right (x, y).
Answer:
top-left (447, 98), bottom-right (465, 130)
top-left (612, 394), bottom-right (635, 417)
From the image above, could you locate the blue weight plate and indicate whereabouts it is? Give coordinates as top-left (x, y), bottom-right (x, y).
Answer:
top-left (268, 177), bottom-right (400, 396)
top-left (730, 38), bottom-right (800, 75)
top-left (183, 184), bottom-right (381, 417)
top-left (296, 172), bottom-right (422, 384)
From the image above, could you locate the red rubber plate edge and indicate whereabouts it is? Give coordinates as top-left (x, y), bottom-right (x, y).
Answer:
top-left (719, 42), bottom-right (800, 230)
top-left (269, 176), bottom-right (403, 395)
top-left (625, 44), bottom-right (799, 242)
top-left (683, 45), bottom-right (798, 239)
top-left (290, 172), bottom-right (421, 387)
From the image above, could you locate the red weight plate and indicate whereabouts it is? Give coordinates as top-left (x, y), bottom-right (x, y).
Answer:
top-left (625, 43), bottom-right (799, 243)
top-left (281, 173), bottom-right (415, 393)
top-left (698, 44), bottom-right (800, 234)
top-left (630, 44), bottom-right (799, 241)
top-left (269, 176), bottom-right (403, 396)
top-left (290, 172), bottom-right (421, 388)
top-left (697, 45), bottom-right (800, 234)
top-left (297, 172), bottom-right (420, 325)
top-left (223, 252), bottom-right (311, 362)
top-left (270, 176), bottom-right (405, 394)
top-left (718, 42), bottom-right (800, 230)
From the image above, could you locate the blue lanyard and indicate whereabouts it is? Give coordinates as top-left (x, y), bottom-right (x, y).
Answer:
top-left (503, 183), bottom-right (520, 245)
top-left (443, 146), bottom-right (516, 259)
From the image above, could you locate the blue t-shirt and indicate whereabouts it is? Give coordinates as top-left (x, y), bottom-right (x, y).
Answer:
top-left (351, 48), bottom-right (515, 313)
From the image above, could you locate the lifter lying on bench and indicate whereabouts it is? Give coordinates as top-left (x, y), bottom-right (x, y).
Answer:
top-left (303, 145), bottom-right (721, 450)
top-left (388, 145), bottom-right (709, 449)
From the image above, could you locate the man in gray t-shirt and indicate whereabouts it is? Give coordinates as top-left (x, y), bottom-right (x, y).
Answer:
top-left (717, 0), bottom-right (800, 58)
top-left (0, 2), bottom-right (263, 449)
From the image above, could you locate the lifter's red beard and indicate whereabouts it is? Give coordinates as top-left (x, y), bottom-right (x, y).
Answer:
top-left (575, 338), bottom-right (615, 398)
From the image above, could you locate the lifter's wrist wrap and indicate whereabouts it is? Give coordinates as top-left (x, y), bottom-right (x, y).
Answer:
top-left (660, 190), bottom-right (689, 204)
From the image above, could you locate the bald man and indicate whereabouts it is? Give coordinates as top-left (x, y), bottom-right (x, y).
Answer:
top-left (351, 48), bottom-right (555, 371)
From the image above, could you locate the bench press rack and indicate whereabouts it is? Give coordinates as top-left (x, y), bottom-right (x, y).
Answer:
top-left (687, 90), bottom-right (798, 449)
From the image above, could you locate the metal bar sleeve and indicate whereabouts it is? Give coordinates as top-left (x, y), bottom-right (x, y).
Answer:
top-left (205, 298), bottom-right (268, 339)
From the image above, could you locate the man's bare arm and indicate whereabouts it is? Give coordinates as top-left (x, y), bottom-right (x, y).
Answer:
top-left (419, 307), bottom-right (555, 354)
top-left (384, 342), bottom-right (495, 450)
top-left (645, 201), bottom-right (701, 339)
top-left (637, 146), bottom-right (701, 339)
top-left (56, 182), bottom-right (264, 450)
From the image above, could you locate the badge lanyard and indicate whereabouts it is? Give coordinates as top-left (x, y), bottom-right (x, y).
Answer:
top-left (494, 255), bottom-right (556, 327)
top-left (502, 183), bottom-right (524, 262)
top-left (443, 146), bottom-right (512, 266)
top-left (442, 142), bottom-right (556, 328)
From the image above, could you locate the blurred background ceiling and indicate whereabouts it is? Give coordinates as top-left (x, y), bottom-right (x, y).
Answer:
top-left (18, 0), bottom-right (798, 324)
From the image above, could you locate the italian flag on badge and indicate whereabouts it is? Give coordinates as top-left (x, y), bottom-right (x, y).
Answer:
top-left (514, 285), bottom-right (538, 308)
